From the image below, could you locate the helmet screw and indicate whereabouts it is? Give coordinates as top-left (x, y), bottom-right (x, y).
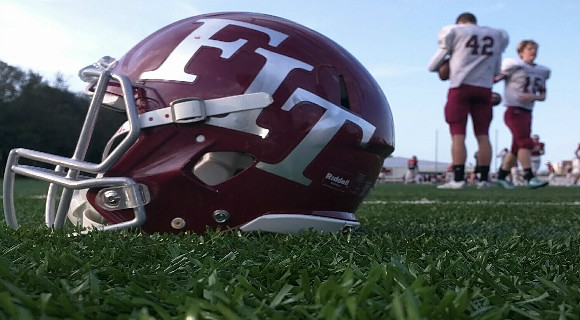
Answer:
top-left (213, 210), bottom-right (230, 224)
top-left (103, 190), bottom-right (121, 207)
top-left (171, 217), bottom-right (186, 229)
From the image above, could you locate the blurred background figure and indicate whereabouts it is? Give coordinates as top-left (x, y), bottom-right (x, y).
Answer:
top-left (571, 143), bottom-right (580, 186)
top-left (546, 161), bottom-right (556, 184)
top-left (497, 147), bottom-right (509, 171)
top-left (510, 163), bottom-right (525, 186)
top-left (405, 156), bottom-right (420, 184)
top-left (530, 134), bottom-right (545, 175)
top-left (469, 151), bottom-right (480, 184)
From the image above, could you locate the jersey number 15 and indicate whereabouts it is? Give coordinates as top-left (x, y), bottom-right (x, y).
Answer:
top-left (524, 77), bottom-right (544, 94)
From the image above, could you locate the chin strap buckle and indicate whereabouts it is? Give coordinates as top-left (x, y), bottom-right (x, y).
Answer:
top-left (171, 98), bottom-right (207, 123)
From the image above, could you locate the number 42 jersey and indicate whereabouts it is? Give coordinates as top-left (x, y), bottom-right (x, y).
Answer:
top-left (429, 24), bottom-right (509, 89)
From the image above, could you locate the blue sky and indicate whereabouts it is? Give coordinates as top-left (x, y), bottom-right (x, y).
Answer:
top-left (1, 0), bottom-right (578, 172)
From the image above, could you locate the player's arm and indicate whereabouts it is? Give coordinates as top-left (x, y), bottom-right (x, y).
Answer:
top-left (428, 48), bottom-right (449, 72)
top-left (519, 91), bottom-right (545, 103)
top-left (536, 89), bottom-right (546, 101)
top-left (495, 58), bottom-right (517, 83)
top-left (492, 46), bottom-right (504, 83)
top-left (536, 68), bottom-right (550, 102)
top-left (519, 84), bottom-right (547, 103)
top-left (428, 26), bottom-right (453, 72)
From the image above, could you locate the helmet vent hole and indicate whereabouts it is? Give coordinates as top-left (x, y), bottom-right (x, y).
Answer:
top-left (339, 75), bottom-right (350, 110)
top-left (193, 152), bottom-right (254, 186)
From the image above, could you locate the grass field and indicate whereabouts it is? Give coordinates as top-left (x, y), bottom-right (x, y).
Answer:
top-left (1, 179), bottom-right (579, 319)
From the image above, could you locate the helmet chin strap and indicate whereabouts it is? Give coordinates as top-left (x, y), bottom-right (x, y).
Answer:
top-left (137, 92), bottom-right (273, 128)
top-left (101, 92), bottom-right (274, 161)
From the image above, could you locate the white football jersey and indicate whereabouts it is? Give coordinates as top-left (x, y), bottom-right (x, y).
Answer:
top-left (501, 58), bottom-right (550, 110)
top-left (428, 24), bottom-right (509, 89)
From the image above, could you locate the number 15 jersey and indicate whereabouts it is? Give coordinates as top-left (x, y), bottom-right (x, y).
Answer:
top-left (431, 24), bottom-right (509, 89)
top-left (501, 58), bottom-right (550, 110)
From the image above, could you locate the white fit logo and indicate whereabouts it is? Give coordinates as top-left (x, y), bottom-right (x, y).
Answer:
top-left (140, 18), bottom-right (376, 185)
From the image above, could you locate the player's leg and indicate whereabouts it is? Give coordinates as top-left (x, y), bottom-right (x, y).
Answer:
top-left (438, 87), bottom-right (468, 189)
top-left (451, 134), bottom-right (467, 169)
top-left (510, 109), bottom-right (547, 188)
top-left (471, 86), bottom-right (493, 184)
top-left (446, 87), bottom-right (468, 182)
top-left (494, 108), bottom-right (517, 189)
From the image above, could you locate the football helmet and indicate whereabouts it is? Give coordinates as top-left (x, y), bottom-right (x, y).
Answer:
top-left (3, 12), bottom-right (395, 234)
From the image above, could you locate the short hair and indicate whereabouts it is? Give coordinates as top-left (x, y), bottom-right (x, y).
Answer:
top-left (456, 12), bottom-right (477, 24)
top-left (517, 40), bottom-right (539, 53)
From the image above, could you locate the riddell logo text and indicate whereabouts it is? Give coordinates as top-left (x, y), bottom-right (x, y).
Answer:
top-left (325, 173), bottom-right (350, 187)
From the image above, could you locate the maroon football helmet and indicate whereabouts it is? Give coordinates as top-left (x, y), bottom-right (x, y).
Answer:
top-left (3, 12), bottom-right (394, 234)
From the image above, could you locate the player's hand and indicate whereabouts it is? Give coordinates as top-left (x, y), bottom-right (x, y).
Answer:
top-left (518, 93), bottom-right (537, 103)
top-left (493, 74), bottom-right (505, 83)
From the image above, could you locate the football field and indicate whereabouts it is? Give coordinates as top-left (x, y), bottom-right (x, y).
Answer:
top-left (1, 180), bottom-right (579, 319)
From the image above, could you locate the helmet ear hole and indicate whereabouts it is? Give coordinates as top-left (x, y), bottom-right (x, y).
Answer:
top-left (193, 152), bottom-right (254, 186)
top-left (339, 75), bottom-right (350, 110)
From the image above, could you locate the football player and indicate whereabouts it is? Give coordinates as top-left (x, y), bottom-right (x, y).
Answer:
top-left (428, 12), bottom-right (509, 189)
top-left (494, 40), bottom-right (550, 189)
top-left (572, 143), bottom-right (580, 185)
top-left (546, 161), bottom-right (555, 185)
top-left (530, 134), bottom-right (545, 174)
top-left (404, 156), bottom-right (419, 184)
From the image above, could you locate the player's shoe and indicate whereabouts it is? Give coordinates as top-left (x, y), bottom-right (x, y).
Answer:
top-left (527, 177), bottom-right (548, 189)
top-left (494, 178), bottom-right (515, 189)
top-left (437, 180), bottom-right (466, 189)
top-left (477, 181), bottom-right (491, 189)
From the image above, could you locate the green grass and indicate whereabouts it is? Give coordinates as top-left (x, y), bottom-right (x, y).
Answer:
top-left (1, 180), bottom-right (579, 319)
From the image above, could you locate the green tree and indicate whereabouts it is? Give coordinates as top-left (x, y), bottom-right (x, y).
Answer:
top-left (0, 60), bottom-right (125, 175)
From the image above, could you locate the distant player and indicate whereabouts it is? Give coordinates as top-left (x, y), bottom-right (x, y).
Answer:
top-left (572, 143), bottom-right (580, 185)
top-left (494, 40), bottom-right (550, 189)
top-left (404, 156), bottom-right (419, 184)
top-left (546, 161), bottom-right (555, 184)
top-left (510, 163), bottom-right (524, 186)
top-left (530, 134), bottom-right (545, 174)
top-left (428, 12), bottom-right (509, 189)
top-left (469, 151), bottom-right (481, 184)
top-left (496, 147), bottom-right (509, 172)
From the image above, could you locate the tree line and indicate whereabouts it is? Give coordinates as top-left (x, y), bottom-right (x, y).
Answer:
top-left (0, 60), bottom-right (125, 176)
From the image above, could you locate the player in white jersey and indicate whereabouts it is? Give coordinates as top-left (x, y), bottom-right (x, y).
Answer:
top-left (496, 147), bottom-right (509, 171)
top-left (428, 12), bottom-right (508, 189)
top-left (529, 134), bottom-right (545, 174)
top-left (494, 40), bottom-right (550, 189)
top-left (572, 143), bottom-right (580, 185)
